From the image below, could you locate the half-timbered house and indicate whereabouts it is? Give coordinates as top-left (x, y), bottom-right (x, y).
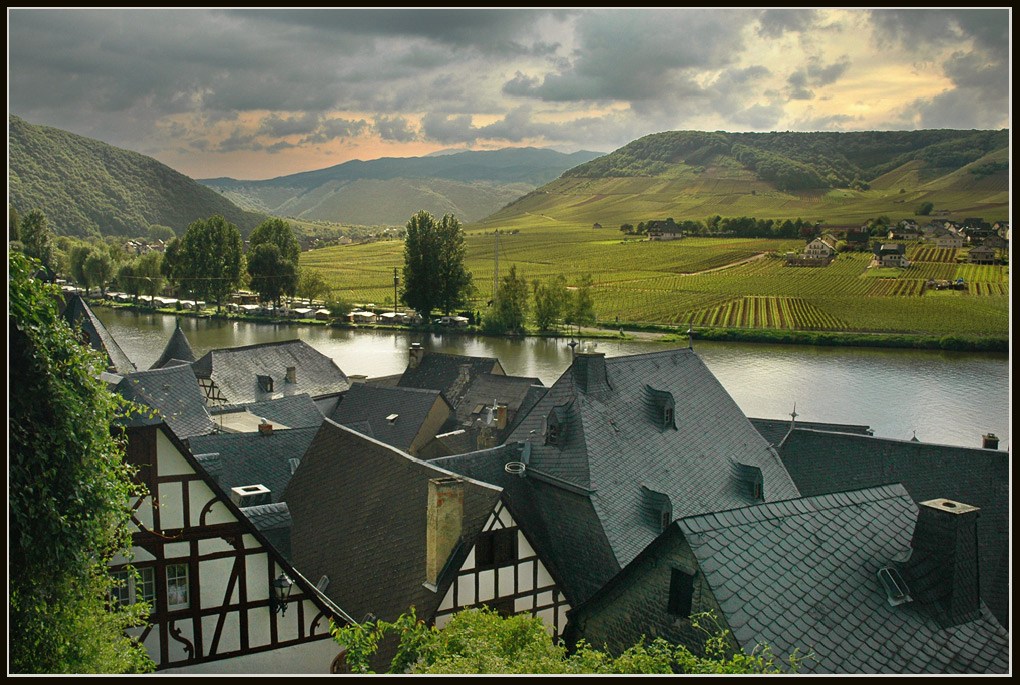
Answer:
top-left (284, 420), bottom-right (570, 669)
top-left (112, 420), bottom-right (351, 672)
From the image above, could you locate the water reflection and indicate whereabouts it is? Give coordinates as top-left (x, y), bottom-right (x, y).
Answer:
top-left (96, 308), bottom-right (1010, 451)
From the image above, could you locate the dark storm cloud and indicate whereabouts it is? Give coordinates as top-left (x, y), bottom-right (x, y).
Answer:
top-left (757, 9), bottom-right (820, 38)
top-left (300, 118), bottom-right (370, 145)
top-left (786, 57), bottom-right (851, 101)
top-left (234, 8), bottom-right (574, 57)
top-left (257, 113), bottom-right (322, 138)
top-left (904, 50), bottom-right (1010, 130)
top-left (502, 9), bottom-right (756, 104)
top-left (374, 116), bottom-right (419, 143)
top-left (869, 9), bottom-right (1008, 51)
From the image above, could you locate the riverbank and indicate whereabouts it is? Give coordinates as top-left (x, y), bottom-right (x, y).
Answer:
top-left (95, 300), bottom-right (1008, 353)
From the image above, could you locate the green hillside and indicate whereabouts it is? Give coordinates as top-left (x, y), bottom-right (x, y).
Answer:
top-left (8, 115), bottom-right (267, 238)
top-left (476, 129), bottom-right (1008, 229)
top-left (199, 148), bottom-right (603, 225)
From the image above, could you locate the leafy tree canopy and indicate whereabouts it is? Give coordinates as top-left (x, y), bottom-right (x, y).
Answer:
top-left (332, 607), bottom-right (803, 674)
top-left (483, 264), bottom-right (529, 335)
top-left (9, 252), bottom-right (153, 673)
top-left (176, 215), bottom-right (245, 309)
top-left (401, 210), bottom-right (473, 319)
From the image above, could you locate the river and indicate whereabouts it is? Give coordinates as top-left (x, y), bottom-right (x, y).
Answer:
top-left (95, 307), bottom-right (1011, 451)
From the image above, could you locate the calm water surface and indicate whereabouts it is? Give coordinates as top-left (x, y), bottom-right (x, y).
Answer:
top-left (96, 308), bottom-right (1011, 451)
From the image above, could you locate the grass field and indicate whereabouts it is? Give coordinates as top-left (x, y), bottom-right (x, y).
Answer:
top-left (300, 223), bottom-right (1009, 337)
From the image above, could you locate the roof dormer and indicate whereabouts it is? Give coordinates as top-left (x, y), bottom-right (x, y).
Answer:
top-left (730, 459), bottom-right (764, 502)
top-left (645, 385), bottom-right (676, 430)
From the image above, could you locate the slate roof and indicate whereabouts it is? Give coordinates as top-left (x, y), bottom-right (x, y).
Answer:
top-left (437, 349), bottom-right (800, 606)
top-left (397, 352), bottom-right (504, 404)
top-left (453, 373), bottom-right (544, 436)
top-left (62, 294), bottom-right (136, 373)
top-left (214, 393), bottom-right (325, 430)
top-left (240, 502), bottom-right (293, 561)
top-left (191, 339), bottom-right (350, 405)
top-left (774, 427), bottom-right (1010, 629)
top-left (328, 384), bottom-right (450, 454)
top-left (114, 364), bottom-right (214, 439)
top-left (284, 420), bottom-right (503, 628)
top-left (150, 320), bottom-right (197, 369)
top-left (188, 425), bottom-right (319, 503)
top-left (750, 417), bottom-right (874, 446)
top-left (677, 485), bottom-right (1009, 673)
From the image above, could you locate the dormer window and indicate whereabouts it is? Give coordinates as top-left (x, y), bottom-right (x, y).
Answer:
top-left (257, 374), bottom-right (274, 393)
top-left (731, 459), bottom-right (764, 502)
top-left (544, 405), bottom-right (568, 447)
top-left (640, 486), bottom-right (673, 533)
top-left (646, 385), bottom-right (676, 430)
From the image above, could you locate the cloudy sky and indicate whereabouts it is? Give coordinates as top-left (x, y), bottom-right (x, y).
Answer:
top-left (8, 8), bottom-right (1011, 180)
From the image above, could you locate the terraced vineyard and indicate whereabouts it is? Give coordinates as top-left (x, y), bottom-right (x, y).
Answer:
top-left (300, 224), bottom-right (1009, 336)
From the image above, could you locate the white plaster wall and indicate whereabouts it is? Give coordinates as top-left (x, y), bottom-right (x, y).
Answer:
top-left (199, 557), bottom-right (235, 608)
top-left (159, 637), bottom-right (340, 674)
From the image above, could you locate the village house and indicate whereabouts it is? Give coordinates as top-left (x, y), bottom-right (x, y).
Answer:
top-left (802, 236), bottom-right (836, 260)
top-left (967, 245), bottom-right (998, 265)
top-left (888, 220), bottom-right (920, 241)
top-left (873, 243), bottom-right (909, 268)
top-left (764, 420), bottom-right (1009, 628)
top-left (189, 340), bottom-right (350, 413)
top-left (328, 383), bottom-right (454, 457)
top-left (646, 220), bottom-right (684, 241)
top-left (110, 419), bottom-right (351, 672)
top-left (284, 421), bottom-right (572, 670)
top-left (565, 485), bottom-right (1008, 673)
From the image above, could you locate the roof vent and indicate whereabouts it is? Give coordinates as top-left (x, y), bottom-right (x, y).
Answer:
top-left (230, 484), bottom-right (272, 507)
top-left (316, 575), bottom-right (330, 593)
top-left (982, 433), bottom-right (999, 449)
top-left (288, 457), bottom-right (301, 474)
top-left (386, 413), bottom-right (399, 423)
top-left (878, 566), bottom-right (913, 606)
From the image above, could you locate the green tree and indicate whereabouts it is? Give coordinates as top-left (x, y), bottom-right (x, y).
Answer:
top-left (249, 217), bottom-right (301, 264)
top-left (247, 218), bottom-right (301, 305)
top-left (533, 275), bottom-right (568, 331)
top-left (9, 252), bottom-right (153, 674)
top-left (178, 215), bottom-right (244, 311)
top-left (246, 243), bottom-right (295, 307)
top-left (10, 203), bottom-right (21, 241)
top-left (915, 201), bottom-right (934, 216)
top-left (565, 274), bottom-right (597, 328)
top-left (332, 607), bottom-right (801, 674)
top-left (83, 249), bottom-right (114, 297)
top-left (402, 211), bottom-right (473, 319)
top-left (160, 237), bottom-right (184, 295)
top-left (135, 251), bottom-right (164, 305)
top-left (297, 268), bottom-right (331, 305)
top-left (483, 265), bottom-right (529, 335)
top-left (147, 224), bottom-right (176, 243)
top-left (18, 209), bottom-right (55, 276)
top-left (116, 260), bottom-right (141, 304)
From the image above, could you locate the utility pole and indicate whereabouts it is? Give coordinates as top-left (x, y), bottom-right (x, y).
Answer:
top-left (493, 231), bottom-right (499, 301)
top-left (393, 267), bottom-right (399, 315)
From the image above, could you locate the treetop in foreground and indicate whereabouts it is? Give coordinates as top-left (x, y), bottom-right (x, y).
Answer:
top-left (332, 607), bottom-right (803, 674)
top-left (9, 251), bottom-right (153, 673)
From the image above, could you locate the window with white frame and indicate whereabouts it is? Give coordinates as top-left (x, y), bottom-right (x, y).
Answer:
top-left (110, 566), bottom-right (156, 606)
top-left (166, 563), bottom-right (190, 610)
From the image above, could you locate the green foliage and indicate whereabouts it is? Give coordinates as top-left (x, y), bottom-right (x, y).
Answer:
top-left (566, 273), bottom-right (597, 327)
top-left (402, 210), bottom-right (474, 318)
top-left (17, 208), bottom-right (56, 275)
top-left (331, 608), bottom-right (801, 674)
top-left (9, 252), bottom-right (153, 674)
top-left (8, 114), bottom-right (266, 238)
top-left (297, 268), bottom-right (332, 304)
top-left (247, 243), bottom-right (296, 306)
top-left (134, 251), bottom-right (164, 304)
top-left (533, 275), bottom-right (569, 330)
top-left (246, 219), bottom-right (301, 305)
top-left (176, 215), bottom-right (245, 309)
top-left (483, 265), bottom-right (529, 335)
top-left (147, 224), bottom-right (176, 242)
top-left (83, 249), bottom-right (114, 296)
top-left (915, 201), bottom-right (934, 216)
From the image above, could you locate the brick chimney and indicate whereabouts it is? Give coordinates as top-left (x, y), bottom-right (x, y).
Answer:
top-left (286, 366), bottom-right (297, 384)
top-left (426, 477), bottom-right (464, 588)
top-left (910, 498), bottom-right (981, 626)
top-left (409, 343), bottom-right (425, 369)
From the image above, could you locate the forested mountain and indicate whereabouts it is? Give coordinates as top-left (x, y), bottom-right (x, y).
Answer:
top-left (199, 148), bottom-right (603, 225)
top-left (564, 129), bottom-right (1008, 190)
top-left (9, 115), bottom-right (267, 238)
top-left (481, 129), bottom-right (1009, 227)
